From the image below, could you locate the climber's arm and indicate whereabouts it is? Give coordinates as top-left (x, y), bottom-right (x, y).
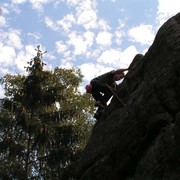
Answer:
top-left (113, 68), bottom-right (129, 74)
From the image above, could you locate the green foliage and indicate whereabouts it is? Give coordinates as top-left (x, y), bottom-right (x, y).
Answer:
top-left (0, 46), bottom-right (95, 179)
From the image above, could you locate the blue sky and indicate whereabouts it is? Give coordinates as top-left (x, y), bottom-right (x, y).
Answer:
top-left (0, 0), bottom-right (180, 97)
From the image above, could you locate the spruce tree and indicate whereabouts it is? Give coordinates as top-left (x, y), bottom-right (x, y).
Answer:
top-left (0, 45), bottom-right (94, 179)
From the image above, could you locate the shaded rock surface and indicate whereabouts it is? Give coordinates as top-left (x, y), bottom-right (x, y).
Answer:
top-left (75, 13), bottom-right (180, 180)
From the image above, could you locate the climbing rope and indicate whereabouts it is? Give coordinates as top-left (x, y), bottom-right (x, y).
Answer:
top-left (106, 84), bottom-right (125, 106)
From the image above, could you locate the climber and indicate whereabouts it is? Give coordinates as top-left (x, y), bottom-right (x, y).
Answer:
top-left (85, 68), bottom-right (128, 119)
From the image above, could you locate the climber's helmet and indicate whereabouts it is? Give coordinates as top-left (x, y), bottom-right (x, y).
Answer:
top-left (85, 84), bottom-right (92, 93)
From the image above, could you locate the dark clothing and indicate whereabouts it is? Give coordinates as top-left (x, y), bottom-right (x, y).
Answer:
top-left (93, 71), bottom-right (116, 88)
top-left (90, 71), bottom-right (116, 105)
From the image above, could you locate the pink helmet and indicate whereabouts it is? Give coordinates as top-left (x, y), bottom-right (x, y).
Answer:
top-left (85, 84), bottom-right (92, 93)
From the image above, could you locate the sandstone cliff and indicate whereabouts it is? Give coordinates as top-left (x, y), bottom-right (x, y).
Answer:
top-left (76, 12), bottom-right (180, 180)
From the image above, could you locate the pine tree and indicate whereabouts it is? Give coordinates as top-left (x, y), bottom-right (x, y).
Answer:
top-left (0, 45), bottom-right (95, 179)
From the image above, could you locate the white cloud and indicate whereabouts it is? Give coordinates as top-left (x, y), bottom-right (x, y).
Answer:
top-left (0, 85), bottom-right (5, 98)
top-left (15, 45), bottom-right (36, 72)
top-left (7, 30), bottom-right (23, 49)
top-left (15, 51), bottom-right (28, 72)
top-left (12, 0), bottom-right (27, 4)
top-left (25, 45), bottom-right (37, 57)
top-left (77, 9), bottom-right (97, 29)
top-left (63, 51), bottom-right (71, 59)
top-left (68, 32), bottom-right (87, 55)
top-left (4, 2), bottom-right (22, 14)
top-left (29, 0), bottom-right (49, 12)
top-left (86, 48), bottom-right (101, 59)
top-left (66, 0), bottom-right (110, 31)
top-left (75, 0), bottom-right (98, 30)
top-left (78, 85), bottom-right (86, 94)
top-left (97, 19), bottom-right (111, 31)
top-left (57, 14), bottom-right (76, 33)
top-left (27, 32), bottom-right (41, 44)
top-left (45, 52), bottom-right (56, 61)
top-left (56, 41), bottom-right (68, 53)
top-left (97, 46), bottom-right (138, 68)
top-left (128, 24), bottom-right (155, 45)
top-left (157, 0), bottom-right (180, 27)
top-left (67, 0), bottom-right (81, 6)
top-left (0, 0), bottom-right (159, 84)
top-left (0, 6), bottom-right (9, 15)
top-left (97, 49), bottom-right (121, 65)
top-left (0, 30), bottom-right (24, 73)
top-left (79, 63), bottom-right (112, 82)
top-left (115, 19), bottom-right (126, 44)
top-left (76, 0), bottom-right (97, 13)
top-left (0, 16), bottom-right (6, 27)
top-left (45, 14), bottom-right (76, 33)
top-left (60, 61), bottom-right (74, 69)
top-left (83, 31), bottom-right (94, 48)
top-left (0, 45), bottom-right (16, 67)
top-left (67, 31), bottom-right (94, 56)
top-left (118, 46), bottom-right (139, 68)
top-left (0, 28), bottom-right (46, 75)
top-left (0, 29), bottom-right (23, 50)
top-left (45, 16), bottom-right (58, 31)
top-left (96, 31), bottom-right (112, 46)
top-left (115, 30), bottom-right (125, 44)
top-left (0, 67), bottom-right (10, 76)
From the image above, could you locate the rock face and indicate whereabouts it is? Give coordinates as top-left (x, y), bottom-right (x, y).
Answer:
top-left (75, 13), bottom-right (180, 180)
